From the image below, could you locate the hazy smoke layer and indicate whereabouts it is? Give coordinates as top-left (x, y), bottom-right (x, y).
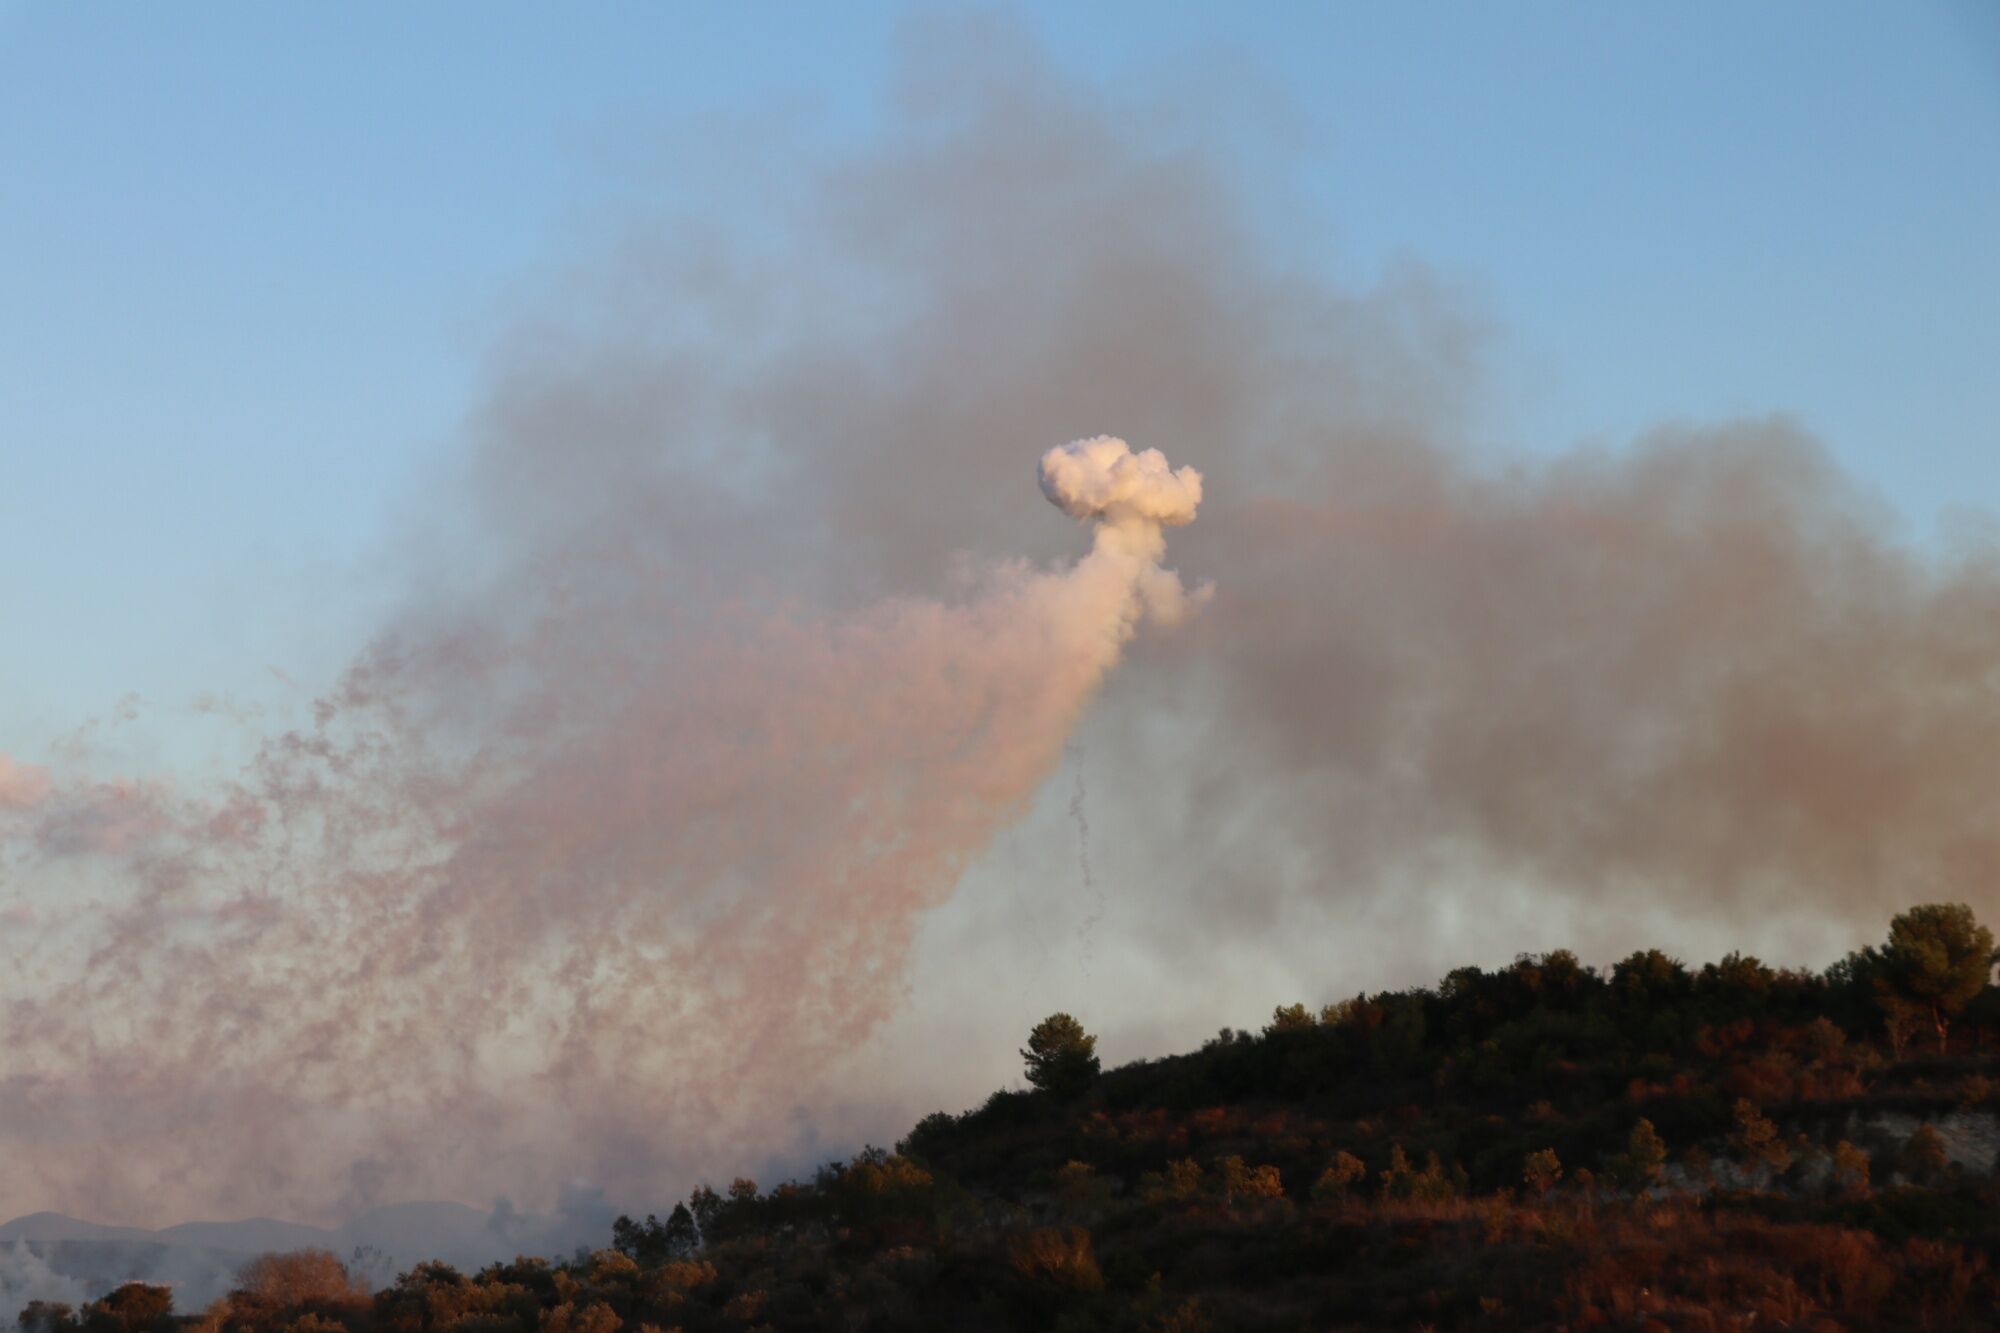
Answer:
top-left (4, 15), bottom-right (1999, 1225)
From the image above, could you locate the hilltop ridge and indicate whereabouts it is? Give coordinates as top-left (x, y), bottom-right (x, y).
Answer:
top-left (21, 903), bottom-right (2000, 1331)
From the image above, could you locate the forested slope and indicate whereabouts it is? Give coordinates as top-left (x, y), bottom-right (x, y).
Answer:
top-left (29, 905), bottom-right (2000, 1331)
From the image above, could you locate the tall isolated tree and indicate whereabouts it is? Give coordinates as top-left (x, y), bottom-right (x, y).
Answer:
top-left (1021, 1013), bottom-right (1100, 1099)
top-left (1621, 1119), bottom-right (1668, 1190)
top-left (1876, 903), bottom-right (1996, 1054)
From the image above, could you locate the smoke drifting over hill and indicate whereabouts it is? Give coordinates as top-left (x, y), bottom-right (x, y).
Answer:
top-left (3, 17), bottom-right (1998, 1226)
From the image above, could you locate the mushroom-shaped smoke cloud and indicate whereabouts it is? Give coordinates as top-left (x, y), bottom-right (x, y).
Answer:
top-left (1039, 436), bottom-right (1210, 628)
top-left (1039, 435), bottom-right (1204, 527)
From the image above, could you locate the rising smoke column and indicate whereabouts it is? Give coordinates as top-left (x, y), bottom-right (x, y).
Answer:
top-left (0, 438), bottom-right (1201, 1225)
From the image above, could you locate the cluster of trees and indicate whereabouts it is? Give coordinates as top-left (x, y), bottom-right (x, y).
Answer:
top-left (999, 902), bottom-right (2000, 1123)
top-left (24, 904), bottom-right (2000, 1331)
top-left (21, 1285), bottom-right (175, 1333)
top-left (20, 1252), bottom-right (367, 1333)
top-left (584, 896), bottom-right (2000, 1320)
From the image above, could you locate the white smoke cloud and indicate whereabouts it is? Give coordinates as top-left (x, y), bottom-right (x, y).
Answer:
top-left (1040, 437), bottom-right (1211, 627)
top-left (0, 1243), bottom-right (92, 1324)
top-left (1038, 436), bottom-right (1203, 527)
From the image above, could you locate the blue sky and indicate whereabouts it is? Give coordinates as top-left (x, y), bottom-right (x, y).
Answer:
top-left (4, 1), bottom-right (1998, 754)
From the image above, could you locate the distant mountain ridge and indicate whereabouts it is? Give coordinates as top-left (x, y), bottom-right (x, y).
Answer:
top-left (0, 1201), bottom-right (502, 1263)
top-left (0, 1201), bottom-right (590, 1312)
top-left (0, 1214), bottom-right (159, 1246)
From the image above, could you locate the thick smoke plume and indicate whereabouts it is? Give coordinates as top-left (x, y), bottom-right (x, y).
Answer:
top-left (1039, 436), bottom-right (1209, 628)
top-left (0, 430), bottom-right (1200, 1224)
top-left (4, 15), bottom-right (1999, 1226)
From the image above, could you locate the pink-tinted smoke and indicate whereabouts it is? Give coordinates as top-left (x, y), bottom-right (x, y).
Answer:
top-left (0, 439), bottom-right (1202, 1225)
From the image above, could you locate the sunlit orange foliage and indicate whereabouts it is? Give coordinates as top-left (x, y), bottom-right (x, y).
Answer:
top-left (1556, 1211), bottom-right (1922, 1327)
top-left (232, 1252), bottom-right (368, 1313)
top-left (1007, 1227), bottom-right (1102, 1292)
top-left (1696, 1019), bottom-right (1758, 1058)
top-left (1188, 1107), bottom-right (1231, 1140)
top-left (541, 1302), bottom-right (619, 1333)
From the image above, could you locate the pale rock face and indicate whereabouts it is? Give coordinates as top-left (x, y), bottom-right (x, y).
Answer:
top-left (1855, 1108), bottom-right (2000, 1178)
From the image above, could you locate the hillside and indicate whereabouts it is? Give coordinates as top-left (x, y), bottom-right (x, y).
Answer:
top-left (26, 903), bottom-right (2000, 1332)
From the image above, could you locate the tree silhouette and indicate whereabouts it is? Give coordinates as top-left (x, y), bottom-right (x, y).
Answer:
top-left (664, 1201), bottom-right (698, 1256)
top-left (1021, 1012), bottom-right (1100, 1099)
